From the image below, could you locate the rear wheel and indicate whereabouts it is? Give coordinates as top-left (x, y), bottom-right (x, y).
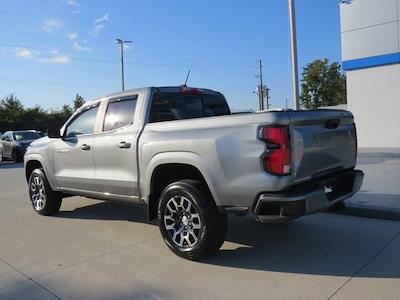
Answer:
top-left (158, 180), bottom-right (227, 260)
top-left (29, 168), bottom-right (62, 216)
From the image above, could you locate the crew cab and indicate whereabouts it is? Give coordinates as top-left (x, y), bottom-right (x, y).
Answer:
top-left (24, 86), bottom-right (363, 260)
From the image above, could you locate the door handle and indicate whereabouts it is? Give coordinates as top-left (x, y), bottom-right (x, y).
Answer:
top-left (116, 141), bottom-right (131, 149)
top-left (80, 144), bottom-right (91, 151)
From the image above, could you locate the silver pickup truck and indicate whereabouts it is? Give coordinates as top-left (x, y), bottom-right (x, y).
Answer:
top-left (24, 86), bottom-right (364, 260)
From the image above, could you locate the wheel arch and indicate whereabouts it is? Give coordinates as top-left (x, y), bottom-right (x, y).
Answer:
top-left (144, 154), bottom-right (220, 221)
top-left (25, 159), bottom-right (44, 182)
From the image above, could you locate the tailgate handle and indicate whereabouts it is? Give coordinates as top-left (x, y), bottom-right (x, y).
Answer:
top-left (325, 119), bottom-right (340, 129)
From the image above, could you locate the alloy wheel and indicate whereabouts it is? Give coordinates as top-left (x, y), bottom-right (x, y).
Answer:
top-left (163, 195), bottom-right (202, 248)
top-left (30, 176), bottom-right (46, 210)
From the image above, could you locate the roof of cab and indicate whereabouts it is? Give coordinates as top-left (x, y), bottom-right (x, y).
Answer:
top-left (80, 86), bottom-right (222, 110)
top-left (104, 86), bottom-right (221, 97)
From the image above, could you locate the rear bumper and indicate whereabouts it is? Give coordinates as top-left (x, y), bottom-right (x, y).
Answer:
top-left (253, 169), bottom-right (364, 223)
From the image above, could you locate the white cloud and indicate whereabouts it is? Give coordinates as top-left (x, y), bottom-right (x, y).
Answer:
top-left (92, 24), bottom-right (104, 36)
top-left (42, 19), bottom-right (63, 33)
top-left (92, 14), bottom-right (109, 37)
top-left (68, 32), bottom-right (91, 52)
top-left (67, 0), bottom-right (78, 6)
top-left (15, 47), bottom-right (70, 64)
top-left (38, 55), bottom-right (70, 64)
top-left (68, 32), bottom-right (79, 40)
top-left (16, 48), bottom-right (33, 58)
top-left (95, 14), bottom-right (109, 24)
top-left (67, 0), bottom-right (80, 13)
top-left (72, 41), bottom-right (91, 52)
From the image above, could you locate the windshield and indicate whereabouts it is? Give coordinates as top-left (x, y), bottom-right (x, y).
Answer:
top-left (13, 131), bottom-right (40, 141)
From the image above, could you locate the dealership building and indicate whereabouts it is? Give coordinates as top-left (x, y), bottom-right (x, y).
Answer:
top-left (340, 0), bottom-right (400, 148)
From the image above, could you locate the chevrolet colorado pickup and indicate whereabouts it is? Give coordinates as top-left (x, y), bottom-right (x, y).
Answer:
top-left (24, 86), bottom-right (364, 260)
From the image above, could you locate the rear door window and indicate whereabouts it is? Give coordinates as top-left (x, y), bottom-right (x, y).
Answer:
top-left (103, 97), bottom-right (137, 132)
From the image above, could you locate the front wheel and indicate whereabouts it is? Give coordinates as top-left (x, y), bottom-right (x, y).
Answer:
top-left (29, 168), bottom-right (62, 216)
top-left (158, 180), bottom-right (227, 260)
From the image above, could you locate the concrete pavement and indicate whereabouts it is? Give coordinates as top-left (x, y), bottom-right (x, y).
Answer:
top-left (0, 162), bottom-right (399, 299)
top-left (344, 149), bottom-right (400, 220)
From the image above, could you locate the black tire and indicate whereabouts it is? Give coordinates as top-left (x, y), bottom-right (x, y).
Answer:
top-left (28, 168), bottom-right (62, 216)
top-left (158, 180), bottom-right (227, 260)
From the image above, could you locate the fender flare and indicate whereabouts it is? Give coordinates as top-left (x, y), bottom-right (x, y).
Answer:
top-left (25, 154), bottom-right (58, 190)
top-left (141, 151), bottom-right (221, 206)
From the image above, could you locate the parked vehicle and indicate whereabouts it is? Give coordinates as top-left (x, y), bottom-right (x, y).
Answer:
top-left (35, 131), bottom-right (46, 137)
top-left (24, 86), bottom-right (364, 260)
top-left (0, 130), bottom-right (42, 162)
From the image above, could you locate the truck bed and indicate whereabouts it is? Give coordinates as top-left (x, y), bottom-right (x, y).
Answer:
top-left (139, 108), bottom-right (357, 208)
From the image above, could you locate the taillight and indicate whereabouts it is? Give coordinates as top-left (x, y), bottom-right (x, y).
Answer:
top-left (259, 126), bottom-right (292, 175)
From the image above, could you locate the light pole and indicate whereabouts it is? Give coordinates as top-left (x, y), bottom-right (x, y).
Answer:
top-left (288, 0), bottom-right (300, 110)
top-left (115, 38), bottom-right (132, 91)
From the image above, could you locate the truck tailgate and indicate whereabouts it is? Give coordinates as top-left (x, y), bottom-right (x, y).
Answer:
top-left (288, 109), bottom-right (357, 182)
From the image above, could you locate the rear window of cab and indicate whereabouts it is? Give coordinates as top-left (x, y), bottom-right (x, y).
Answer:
top-left (150, 92), bottom-right (230, 123)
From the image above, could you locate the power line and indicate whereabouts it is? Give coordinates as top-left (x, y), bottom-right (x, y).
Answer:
top-left (0, 78), bottom-right (117, 89)
top-left (0, 42), bottom-right (264, 64)
top-left (0, 44), bottom-right (259, 69)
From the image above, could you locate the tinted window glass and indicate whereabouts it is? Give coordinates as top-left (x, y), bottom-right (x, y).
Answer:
top-left (66, 105), bottom-right (99, 137)
top-left (150, 93), bottom-right (230, 123)
top-left (103, 98), bottom-right (137, 132)
top-left (13, 131), bottom-right (40, 141)
top-left (203, 97), bottom-right (231, 116)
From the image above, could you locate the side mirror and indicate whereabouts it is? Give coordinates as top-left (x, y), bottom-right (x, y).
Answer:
top-left (47, 127), bottom-right (62, 139)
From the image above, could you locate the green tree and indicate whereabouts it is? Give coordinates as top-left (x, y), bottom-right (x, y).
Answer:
top-left (21, 105), bottom-right (46, 130)
top-left (300, 59), bottom-right (346, 109)
top-left (0, 94), bottom-right (25, 131)
top-left (0, 94), bottom-right (75, 133)
top-left (73, 94), bottom-right (85, 111)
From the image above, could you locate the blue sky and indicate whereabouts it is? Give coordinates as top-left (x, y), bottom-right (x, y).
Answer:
top-left (0, 0), bottom-right (343, 111)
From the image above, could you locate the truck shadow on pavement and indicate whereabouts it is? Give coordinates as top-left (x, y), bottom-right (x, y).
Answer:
top-left (57, 201), bottom-right (150, 223)
top-left (56, 201), bottom-right (400, 278)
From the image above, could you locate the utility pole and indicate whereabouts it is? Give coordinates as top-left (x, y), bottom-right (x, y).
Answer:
top-left (255, 60), bottom-right (271, 110)
top-left (115, 38), bottom-right (132, 91)
top-left (288, 0), bottom-right (300, 110)
top-left (285, 98), bottom-right (291, 110)
top-left (257, 59), bottom-right (264, 110)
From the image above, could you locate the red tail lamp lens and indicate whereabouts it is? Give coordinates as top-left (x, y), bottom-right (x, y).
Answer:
top-left (260, 126), bottom-right (292, 175)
